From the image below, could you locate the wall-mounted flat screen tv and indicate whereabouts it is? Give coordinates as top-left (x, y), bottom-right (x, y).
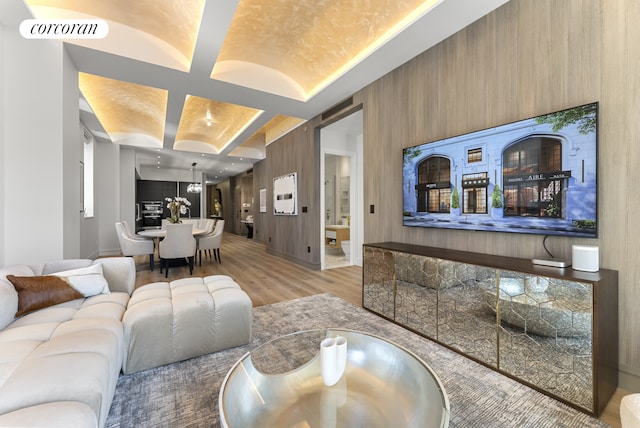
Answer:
top-left (403, 102), bottom-right (598, 238)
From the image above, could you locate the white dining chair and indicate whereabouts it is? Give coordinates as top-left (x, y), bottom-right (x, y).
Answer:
top-left (159, 223), bottom-right (196, 278)
top-left (115, 222), bottom-right (155, 271)
top-left (197, 220), bottom-right (224, 266)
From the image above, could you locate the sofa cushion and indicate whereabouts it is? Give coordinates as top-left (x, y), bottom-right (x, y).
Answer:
top-left (0, 291), bottom-right (129, 427)
top-left (6, 275), bottom-right (84, 317)
top-left (0, 402), bottom-right (98, 428)
top-left (52, 263), bottom-right (110, 296)
top-left (0, 265), bottom-right (33, 330)
top-left (39, 259), bottom-right (93, 276)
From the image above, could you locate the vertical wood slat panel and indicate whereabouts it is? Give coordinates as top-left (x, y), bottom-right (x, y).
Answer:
top-left (601, 0), bottom-right (640, 369)
top-left (259, 0), bottom-right (640, 384)
top-left (260, 122), bottom-right (321, 268)
top-left (361, 0), bottom-right (603, 258)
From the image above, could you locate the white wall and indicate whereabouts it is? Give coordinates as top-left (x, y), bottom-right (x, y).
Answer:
top-left (96, 141), bottom-right (121, 256)
top-left (1, 29), bottom-right (79, 265)
top-left (0, 23), bottom-right (5, 266)
top-left (119, 147), bottom-right (136, 235)
top-left (62, 47), bottom-right (81, 259)
top-left (138, 165), bottom-right (194, 182)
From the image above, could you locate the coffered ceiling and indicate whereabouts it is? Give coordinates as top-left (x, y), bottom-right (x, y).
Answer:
top-left (2, 0), bottom-right (509, 183)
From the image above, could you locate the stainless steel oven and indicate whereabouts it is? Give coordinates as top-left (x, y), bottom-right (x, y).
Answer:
top-left (142, 201), bottom-right (163, 229)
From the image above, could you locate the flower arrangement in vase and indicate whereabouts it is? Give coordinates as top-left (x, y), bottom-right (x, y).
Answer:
top-left (165, 196), bottom-right (191, 224)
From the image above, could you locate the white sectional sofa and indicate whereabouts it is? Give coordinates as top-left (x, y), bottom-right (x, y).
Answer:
top-left (0, 256), bottom-right (253, 428)
top-left (0, 257), bottom-right (136, 428)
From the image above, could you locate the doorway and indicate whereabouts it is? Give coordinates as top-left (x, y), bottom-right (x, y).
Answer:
top-left (320, 110), bottom-right (363, 270)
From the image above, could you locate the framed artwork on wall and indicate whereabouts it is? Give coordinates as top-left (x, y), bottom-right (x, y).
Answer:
top-left (273, 173), bottom-right (297, 215)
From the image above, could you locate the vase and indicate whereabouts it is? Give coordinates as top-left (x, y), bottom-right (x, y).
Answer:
top-left (169, 207), bottom-right (181, 224)
top-left (321, 336), bottom-right (347, 386)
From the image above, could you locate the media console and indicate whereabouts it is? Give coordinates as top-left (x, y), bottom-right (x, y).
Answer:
top-left (362, 242), bottom-right (618, 416)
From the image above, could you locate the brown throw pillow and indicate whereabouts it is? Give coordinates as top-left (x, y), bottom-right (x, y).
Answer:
top-left (6, 275), bottom-right (84, 317)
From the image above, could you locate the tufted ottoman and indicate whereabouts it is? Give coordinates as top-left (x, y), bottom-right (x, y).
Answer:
top-left (621, 393), bottom-right (640, 428)
top-left (122, 275), bottom-right (252, 374)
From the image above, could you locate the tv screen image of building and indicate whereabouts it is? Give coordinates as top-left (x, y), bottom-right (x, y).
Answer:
top-left (402, 102), bottom-right (598, 238)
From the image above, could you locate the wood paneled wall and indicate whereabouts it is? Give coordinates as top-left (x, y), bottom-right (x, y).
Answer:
top-left (254, 122), bottom-right (322, 269)
top-left (254, 0), bottom-right (640, 388)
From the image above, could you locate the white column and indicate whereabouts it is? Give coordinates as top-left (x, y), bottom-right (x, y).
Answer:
top-left (2, 29), bottom-right (80, 265)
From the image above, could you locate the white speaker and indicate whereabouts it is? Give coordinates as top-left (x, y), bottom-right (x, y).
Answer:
top-left (572, 245), bottom-right (599, 272)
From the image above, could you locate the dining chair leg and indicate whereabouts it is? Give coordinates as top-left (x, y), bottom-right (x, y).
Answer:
top-left (189, 256), bottom-right (194, 275)
top-left (164, 260), bottom-right (169, 278)
top-left (216, 249), bottom-right (221, 263)
top-left (199, 250), bottom-right (202, 267)
top-left (149, 254), bottom-right (154, 271)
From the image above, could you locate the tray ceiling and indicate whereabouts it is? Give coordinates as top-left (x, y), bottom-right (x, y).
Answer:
top-left (5, 0), bottom-right (510, 182)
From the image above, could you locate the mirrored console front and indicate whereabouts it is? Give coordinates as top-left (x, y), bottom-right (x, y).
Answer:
top-left (363, 242), bottom-right (618, 416)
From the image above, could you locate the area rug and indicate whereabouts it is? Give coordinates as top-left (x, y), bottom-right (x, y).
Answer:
top-left (105, 293), bottom-right (610, 428)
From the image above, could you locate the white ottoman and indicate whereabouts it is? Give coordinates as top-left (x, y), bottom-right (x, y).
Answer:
top-left (621, 394), bottom-right (640, 428)
top-left (122, 275), bottom-right (252, 374)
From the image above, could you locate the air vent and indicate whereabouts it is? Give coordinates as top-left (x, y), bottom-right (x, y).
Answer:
top-left (321, 97), bottom-right (353, 121)
top-left (81, 125), bottom-right (93, 144)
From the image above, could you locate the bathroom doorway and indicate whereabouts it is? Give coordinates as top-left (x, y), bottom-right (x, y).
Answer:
top-left (320, 109), bottom-right (363, 270)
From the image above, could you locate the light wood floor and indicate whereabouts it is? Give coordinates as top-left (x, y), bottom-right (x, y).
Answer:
top-left (133, 231), bottom-right (362, 307)
top-left (130, 232), bottom-right (623, 427)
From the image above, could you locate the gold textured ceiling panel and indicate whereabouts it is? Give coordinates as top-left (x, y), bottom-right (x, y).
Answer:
top-left (229, 133), bottom-right (266, 160)
top-left (262, 115), bottom-right (306, 145)
top-left (79, 73), bottom-right (167, 147)
top-left (174, 95), bottom-right (263, 154)
top-left (25, 0), bottom-right (205, 70)
top-left (213, 0), bottom-right (438, 99)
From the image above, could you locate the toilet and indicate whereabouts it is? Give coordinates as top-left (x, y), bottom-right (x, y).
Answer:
top-left (341, 241), bottom-right (351, 260)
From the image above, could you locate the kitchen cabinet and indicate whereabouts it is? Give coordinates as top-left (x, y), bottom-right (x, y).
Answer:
top-left (137, 180), bottom-right (200, 218)
top-left (179, 182), bottom-right (200, 218)
top-left (363, 242), bottom-right (618, 416)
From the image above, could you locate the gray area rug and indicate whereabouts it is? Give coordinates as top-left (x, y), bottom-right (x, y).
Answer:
top-left (106, 293), bottom-right (610, 428)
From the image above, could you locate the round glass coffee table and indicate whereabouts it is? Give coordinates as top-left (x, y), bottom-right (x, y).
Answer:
top-left (219, 328), bottom-right (450, 427)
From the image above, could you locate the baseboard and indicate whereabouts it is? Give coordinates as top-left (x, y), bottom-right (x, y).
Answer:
top-left (619, 364), bottom-right (640, 392)
top-left (85, 250), bottom-right (100, 260)
top-left (265, 248), bottom-right (321, 270)
top-left (99, 249), bottom-right (122, 258)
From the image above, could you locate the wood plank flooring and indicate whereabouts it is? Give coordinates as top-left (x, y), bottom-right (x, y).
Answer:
top-left (132, 232), bottom-right (362, 307)
top-left (129, 232), bottom-right (623, 427)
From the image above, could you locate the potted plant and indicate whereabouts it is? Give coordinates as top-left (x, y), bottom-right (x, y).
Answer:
top-left (491, 184), bottom-right (503, 218)
top-left (165, 196), bottom-right (191, 224)
top-left (545, 192), bottom-right (561, 217)
top-left (450, 187), bottom-right (461, 216)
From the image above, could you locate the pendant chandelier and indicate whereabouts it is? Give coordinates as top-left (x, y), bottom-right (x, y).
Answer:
top-left (187, 162), bottom-right (202, 193)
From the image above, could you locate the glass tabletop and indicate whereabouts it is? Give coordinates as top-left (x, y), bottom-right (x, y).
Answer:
top-left (219, 328), bottom-right (450, 428)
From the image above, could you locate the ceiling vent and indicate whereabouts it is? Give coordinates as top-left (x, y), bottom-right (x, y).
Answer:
top-left (321, 97), bottom-right (353, 121)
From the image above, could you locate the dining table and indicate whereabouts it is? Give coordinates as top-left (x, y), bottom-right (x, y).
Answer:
top-left (137, 228), bottom-right (207, 239)
top-left (137, 227), bottom-right (208, 270)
